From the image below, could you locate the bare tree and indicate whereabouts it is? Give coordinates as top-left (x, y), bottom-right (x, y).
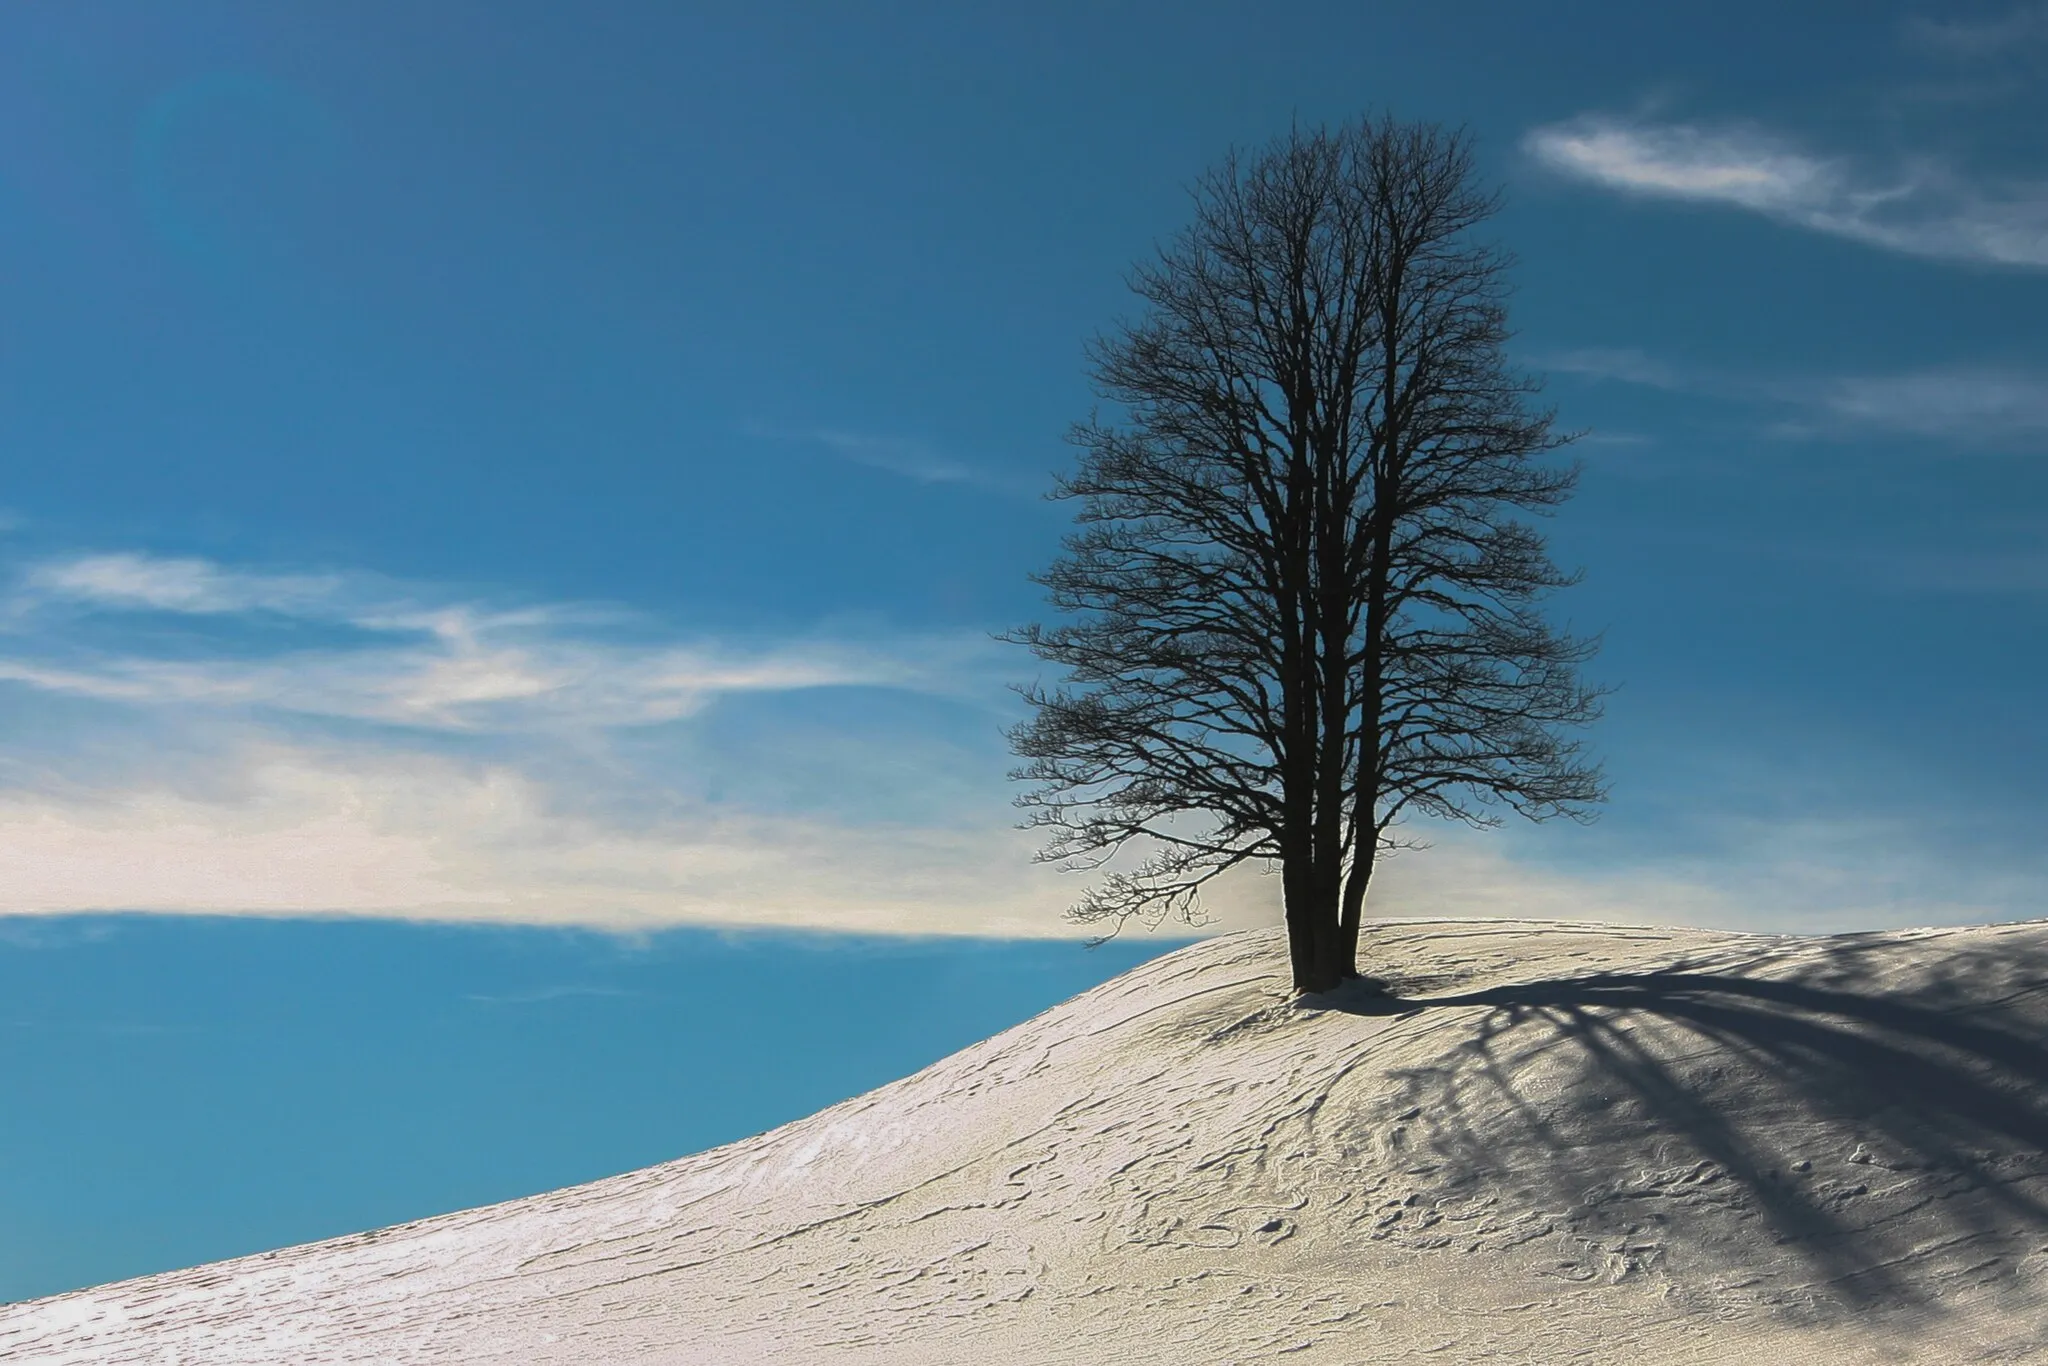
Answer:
top-left (1007, 116), bottom-right (1606, 995)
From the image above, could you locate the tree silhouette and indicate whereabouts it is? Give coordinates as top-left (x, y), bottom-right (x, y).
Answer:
top-left (1009, 117), bottom-right (1606, 993)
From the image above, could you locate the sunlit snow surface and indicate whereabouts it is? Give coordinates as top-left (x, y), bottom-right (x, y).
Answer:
top-left (8, 919), bottom-right (2048, 1364)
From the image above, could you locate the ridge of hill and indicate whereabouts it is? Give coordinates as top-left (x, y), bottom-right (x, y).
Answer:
top-left (7, 917), bottom-right (2048, 1364)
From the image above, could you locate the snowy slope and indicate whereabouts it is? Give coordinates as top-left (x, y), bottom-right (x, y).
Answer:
top-left (7, 918), bottom-right (2048, 1364)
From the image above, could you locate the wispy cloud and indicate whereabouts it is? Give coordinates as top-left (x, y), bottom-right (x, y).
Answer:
top-left (0, 736), bottom-right (2021, 938)
top-left (1, 548), bottom-right (2039, 938)
top-left (1814, 368), bottom-right (2048, 439)
top-left (28, 554), bottom-right (344, 616)
top-left (1545, 347), bottom-right (2048, 448)
top-left (1527, 118), bottom-right (1842, 213)
top-left (0, 551), bottom-right (1078, 936)
top-left (1525, 114), bottom-right (2048, 268)
top-left (7, 554), bottom-right (992, 731)
top-left (1541, 347), bottom-right (1687, 390)
top-left (1906, 5), bottom-right (2048, 56)
top-left (736, 422), bottom-right (1022, 489)
top-left (0, 741), bottom-right (1246, 937)
top-left (805, 429), bottom-right (981, 485)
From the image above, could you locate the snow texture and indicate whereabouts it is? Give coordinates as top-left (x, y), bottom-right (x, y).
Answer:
top-left (7, 917), bottom-right (2048, 1363)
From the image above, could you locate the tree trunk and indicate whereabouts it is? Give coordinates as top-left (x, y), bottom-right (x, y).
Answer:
top-left (1281, 858), bottom-right (1321, 992)
top-left (1338, 833), bottom-right (1375, 983)
top-left (1284, 859), bottom-right (1346, 994)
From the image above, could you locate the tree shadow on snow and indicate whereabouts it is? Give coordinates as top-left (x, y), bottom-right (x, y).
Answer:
top-left (1321, 932), bottom-right (2048, 1314)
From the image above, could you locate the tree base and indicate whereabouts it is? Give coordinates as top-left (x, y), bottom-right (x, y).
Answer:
top-left (1296, 972), bottom-right (1395, 1001)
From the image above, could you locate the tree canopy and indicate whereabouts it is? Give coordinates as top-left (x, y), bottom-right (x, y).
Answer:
top-left (1009, 116), bottom-right (1606, 993)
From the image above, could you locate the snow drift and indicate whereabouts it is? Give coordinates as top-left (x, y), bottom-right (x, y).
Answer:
top-left (6, 918), bottom-right (2048, 1364)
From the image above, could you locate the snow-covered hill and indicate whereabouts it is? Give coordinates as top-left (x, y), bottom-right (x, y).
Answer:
top-left (7, 918), bottom-right (2048, 1364)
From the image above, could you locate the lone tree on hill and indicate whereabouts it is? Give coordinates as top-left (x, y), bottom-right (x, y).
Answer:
top-left (1007, 116), bottom-right (1607, 995)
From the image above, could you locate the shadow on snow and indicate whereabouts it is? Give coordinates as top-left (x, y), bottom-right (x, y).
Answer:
top-left (1321, 931), bottom-right (2048, 1313)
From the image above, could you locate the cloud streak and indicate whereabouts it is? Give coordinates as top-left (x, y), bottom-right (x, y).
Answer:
top-left (0, 742), bottom-right (1266, 937)
top-left (1815, 369), bottom-right (2048, 439)
top-left (806, 430), bottom-right (982, 485)
top-left (1525, 114), bottom-right (2048, 268)
top-left (1543, 348), bottom-right (2048, 448)
top-left (1540, 347), bottom-right (1687, 391)
top-left (735, 422), bottom-right (1027, 490)
top-left (8, 554), bottom-right (994, 731)
top-left (28, 554), bottom-right (344, 616)
top-left (0, 551), bottom-right (1080, 936)
top-left (0, 549), bottom-right (2037, 938)
top-left (0, 737), bottom-right (2018, 939)
top-left (1906, 5), bottom-right (2048, 56)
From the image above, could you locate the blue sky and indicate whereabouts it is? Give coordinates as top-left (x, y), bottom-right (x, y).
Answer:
top-left (2, 0), bottom-right (2045, 1299)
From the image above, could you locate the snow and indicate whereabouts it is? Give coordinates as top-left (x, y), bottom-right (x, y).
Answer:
top-left (7, 917), bottom-right (2048, 1363)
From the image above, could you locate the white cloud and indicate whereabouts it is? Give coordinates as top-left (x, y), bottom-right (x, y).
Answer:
top-left (1525, 114), bottom-right (2048, 268)
top-left (6, 553), bottom-right (992, 731)
top-left (1544, 346), bottom-right (2048, 448)
top-left (0, 749), bottom-right (504, 916)
top-left (0, 739), bottom-right (2014, 939)
top-left (30, 553), bottom-right (345, 615)
top-left (0, 548), bottom-right (2037, 939)
top-left (1528, 118), bottom-right (1841, 213)
top-left (0, 551), bottom-right (1081, 935)
top-left (1817, 368), bottom-right (2048, 439)
top-left (0, 743), bottom-right (1250, 937)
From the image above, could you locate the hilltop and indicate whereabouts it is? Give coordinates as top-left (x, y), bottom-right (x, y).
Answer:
top-left (7, 917), bottom-right (2048, 1364)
